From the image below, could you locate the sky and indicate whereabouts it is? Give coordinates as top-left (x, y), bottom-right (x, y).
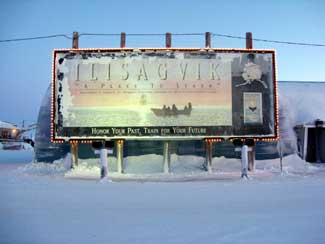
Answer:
top-left (0, 0), bottom-right (324, 125)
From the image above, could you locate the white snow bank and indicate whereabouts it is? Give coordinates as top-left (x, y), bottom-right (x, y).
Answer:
top-left (17, 160), bottom-right (68, 177)
top-left (15, 153), bottom-right (325, 181)
top-left (213, 153), bottom-right (323, 174)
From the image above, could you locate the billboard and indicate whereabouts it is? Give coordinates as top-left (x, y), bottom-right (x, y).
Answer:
top-left (52, 48), bottom-right (278, 141)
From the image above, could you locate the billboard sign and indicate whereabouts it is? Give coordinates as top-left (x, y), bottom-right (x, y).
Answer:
top-left (52, 48), bottom-right (278, 141)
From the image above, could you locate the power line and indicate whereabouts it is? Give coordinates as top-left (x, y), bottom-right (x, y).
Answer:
top-left (252, 37), bottom-right (325, 47)
top-left (212, 33), bottom-right (325, 47)
top-left (79, 33), bottom-right (205, 37)
top-left (0, 34), bottom-right (72, 43)
top-left (79, 33), bottom-right (164, 37)
top-left (0, 32), bottom-right (324, 47)
top-left (80, 32), bottom-right (325, 47)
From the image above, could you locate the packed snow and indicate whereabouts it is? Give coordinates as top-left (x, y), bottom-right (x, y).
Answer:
top-left (1, 150), bottom-right (325, 244)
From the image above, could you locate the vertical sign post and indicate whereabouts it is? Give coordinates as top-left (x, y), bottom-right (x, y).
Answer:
top-left (115, 33), bottom-right (127, 174)
top-left (246, 32), bottom-right (253, 49)
top-left (166, 32), bottom-right (172, 48)
top-left (163, 141), bottom-right (171, 173)
top-left (120, 32), bottom-right (126, 48)
top-left (72, 31), bottom-right (79, 49)
top-left (246, 32), bottom-right (255, 172)
top-left (70, 141), bottom-right (78, 167)
top-left (117, 140), bottom-right (124, 173)
top-left (205, 140), bottom-right (212, 172)
top-left (204, 32), bottom-right (212, 172)
top-left (71, 31), bottom-right (79, 167)
top-left (205, 32), bottom-right (211, 48)
top-left (163, 32), bottom-right (172, 173)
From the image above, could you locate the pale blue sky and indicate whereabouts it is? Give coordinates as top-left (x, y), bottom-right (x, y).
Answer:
top-left (0, 0), bottom-right (324, 124)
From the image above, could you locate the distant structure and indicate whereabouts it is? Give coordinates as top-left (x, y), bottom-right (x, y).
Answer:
top-left (0, 120), bottom-right (35, 150)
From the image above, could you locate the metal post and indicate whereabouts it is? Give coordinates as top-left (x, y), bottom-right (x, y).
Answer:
top-left (116, 140), bottom-right (124, 174)
top-left (248, 146), bottom-right (255, 172)
top-left (166, 32), bottom-right (172, 48)
top-left (99, 148), bottom-right (108, 179)
top-left (277, 139), bottom-right (283, 173)
top-left (72, 31), bottom-right (79, 49)
top-left (163, 141), bottom-right (171, 173)
top-left (205, 32), bottom-right (211, 48)
top-left (120, 32), bottom-right (126, 48)
top-left (205, 140), bottom-right (212, 172)
top-left (241, 145), bottom-right (248, 178)
top-left (246, 32), bottom-right (253, 49)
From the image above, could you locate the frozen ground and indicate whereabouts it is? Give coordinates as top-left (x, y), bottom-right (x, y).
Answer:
top-left (1, 150), bottom-right (325, 244)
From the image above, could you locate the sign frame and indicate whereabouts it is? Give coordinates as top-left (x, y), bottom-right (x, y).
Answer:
top-left (51, 48), bottom-right (278, 142)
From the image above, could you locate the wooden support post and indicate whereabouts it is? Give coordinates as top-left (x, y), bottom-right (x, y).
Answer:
top-left (116, 140), bottom-right (124, 174)
top-left (246, 30), bottom-right (258, 170)
top-left (70, 142), bottom-right (78, 168)
top-left (205, 32), bottom-right (211, 48)
top-left (166, 32), bottom-right (172, 48)
top-left (163, 141), bottom-right (171, 173)
top-left (69, 32), bottom-right (79, 168)
top-left (72, 31), bottom-right (79, 49)
top-left (120, 32), bottom-right (126, 48)
top-left (205, 140), bottom-right (212, 172)
top-left (246, 32), bottom-right (253, 49)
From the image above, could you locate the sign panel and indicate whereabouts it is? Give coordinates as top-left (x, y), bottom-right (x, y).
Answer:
top-left (52, 48), bottom-right (277, 140)
top-left (243, 92), bottom-right (263, 124)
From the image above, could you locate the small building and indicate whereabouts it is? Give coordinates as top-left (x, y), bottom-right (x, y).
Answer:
top-left (295, 120), bottom-right (325, 163)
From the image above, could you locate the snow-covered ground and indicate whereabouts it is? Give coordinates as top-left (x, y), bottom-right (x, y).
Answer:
top-left (1, 150), bottom-right (325, 244)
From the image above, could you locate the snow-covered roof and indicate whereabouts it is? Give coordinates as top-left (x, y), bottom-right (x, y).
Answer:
top-left (279, 81), bottom-right (325, 125)
top-left (0, 120), bottom-right (17, 129)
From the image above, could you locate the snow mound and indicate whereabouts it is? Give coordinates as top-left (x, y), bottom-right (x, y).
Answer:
top-left (13, 153), bottom-right (325, 181)
top-left (65, 159), bottom-right (102, 179)
top-left (17, 159), bottom-right (69, 177)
